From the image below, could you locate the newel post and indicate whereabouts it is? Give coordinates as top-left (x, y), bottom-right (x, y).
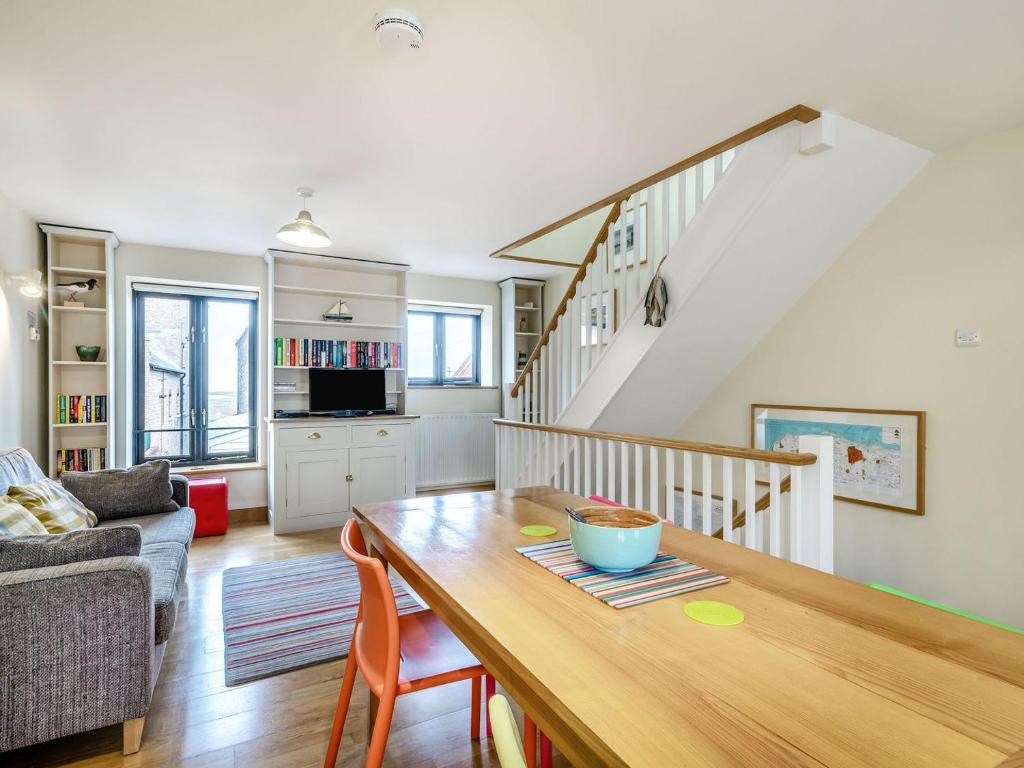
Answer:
top-left (797, 435), bottom-right (834, 574)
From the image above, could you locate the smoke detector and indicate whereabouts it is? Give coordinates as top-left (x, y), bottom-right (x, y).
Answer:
top-left (374, 9), bottom-right (423, 50)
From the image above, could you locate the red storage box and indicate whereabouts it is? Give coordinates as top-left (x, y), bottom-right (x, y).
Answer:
top-left (189, 476), bottom-right (228, 538)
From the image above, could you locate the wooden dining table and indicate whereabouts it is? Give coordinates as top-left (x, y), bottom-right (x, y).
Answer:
top-left (353, 486), bottom-right (1024, 767)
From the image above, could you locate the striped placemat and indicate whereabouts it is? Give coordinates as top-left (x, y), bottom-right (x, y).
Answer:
top-left (516, 539), bottom-right (729, 609)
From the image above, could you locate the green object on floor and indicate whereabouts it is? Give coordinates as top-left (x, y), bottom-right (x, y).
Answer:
top-left (869, 583), bottom-right (1023, 635)
top-left (520, 524), bottom-right (557, 537)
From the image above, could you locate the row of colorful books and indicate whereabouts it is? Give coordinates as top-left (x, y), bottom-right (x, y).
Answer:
top-left (55, 394), bottom-right (108, 424)
top-left (55, 448), bottom-right (106, 474)
top-left (274, 338), bottom-right (402, 369)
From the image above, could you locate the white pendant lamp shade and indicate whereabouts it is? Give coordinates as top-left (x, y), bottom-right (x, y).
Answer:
top-left (276, 187), bottom-right (332, 248)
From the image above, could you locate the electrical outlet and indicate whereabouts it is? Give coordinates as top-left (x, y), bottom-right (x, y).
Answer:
top-left (27, 310), bottom-right (39, 341)
top-left (955, 328), bottom-right (981, 348)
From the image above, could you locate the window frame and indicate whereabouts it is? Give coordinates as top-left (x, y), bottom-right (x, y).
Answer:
top-left (408, 308), bottom-right (481, 387)
top-left (132, 289), bottom-right (258, 468)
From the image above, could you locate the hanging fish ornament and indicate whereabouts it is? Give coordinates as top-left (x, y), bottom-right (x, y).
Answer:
top-left (644, 261), bottom-right (668, 327)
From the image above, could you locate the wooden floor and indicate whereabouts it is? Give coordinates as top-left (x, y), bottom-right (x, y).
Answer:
top-left (6, 487), bottom-right (570, 768)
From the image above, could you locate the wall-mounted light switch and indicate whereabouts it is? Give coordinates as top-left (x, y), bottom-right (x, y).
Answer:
top-left (955, 328), bottom-right (981, 347)
top-left (27, 310), bottom-right (39, 341)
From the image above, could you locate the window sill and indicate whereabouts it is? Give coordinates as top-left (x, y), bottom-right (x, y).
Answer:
top-left (174, 462), bottom-right (265, 476)
top-left (408, 385), bottom-right (498, 390)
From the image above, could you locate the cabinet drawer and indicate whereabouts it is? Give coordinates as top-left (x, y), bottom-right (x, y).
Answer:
top-left (352, 423), bottom-right (410, 445)
top-left (279, 425), bottom-right (350, 448)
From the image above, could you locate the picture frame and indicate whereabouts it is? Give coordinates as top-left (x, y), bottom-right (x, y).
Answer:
top-left (751, 404), bottom-right (926, 516)
top-left (579, 289), bottom-right (618, 346)
top-left (607, 203), bottom-right (648, 272)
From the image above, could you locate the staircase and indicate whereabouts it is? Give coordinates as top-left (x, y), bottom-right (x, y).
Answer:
top-left (494, 106), bottom-right (932, 572)
top-left (504, 108), bottom-right (931, 434)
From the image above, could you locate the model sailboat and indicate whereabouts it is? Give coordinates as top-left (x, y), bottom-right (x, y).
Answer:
top-left (322, 299), bottom-right (353, 322)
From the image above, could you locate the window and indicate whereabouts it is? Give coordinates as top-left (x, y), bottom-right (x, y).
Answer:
top-left (133, 287), bottom-right (258, 466)
top-left (408, 307), bottom-right (480, 386)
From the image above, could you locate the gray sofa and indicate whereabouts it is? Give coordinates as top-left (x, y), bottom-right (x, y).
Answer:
top-left (0, 448), bottom-right (195, 755)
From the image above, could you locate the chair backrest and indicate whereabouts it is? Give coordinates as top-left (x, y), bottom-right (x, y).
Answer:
top-left (488, 695), bottom-right (528, 768)
top-left (340, 519), bottom-right (402, 692)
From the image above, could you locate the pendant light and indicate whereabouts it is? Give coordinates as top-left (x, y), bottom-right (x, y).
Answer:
top-left (276, 187), bottom-right (332, 248)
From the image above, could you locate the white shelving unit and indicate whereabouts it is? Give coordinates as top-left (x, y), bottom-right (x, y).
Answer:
top-left (265, 250), bottom-right (410, 419)
top-left (41, 225), bottom-right (119, 476)
top-left (499, 277), bottom-right (545, 385)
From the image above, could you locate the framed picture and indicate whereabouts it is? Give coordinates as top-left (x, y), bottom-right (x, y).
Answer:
top-left (607, 203), bottom-right (648, 272)
top-left (579, 289), bottom-right (617, 345)
top-left (751, 404), bottom-right (926, 516)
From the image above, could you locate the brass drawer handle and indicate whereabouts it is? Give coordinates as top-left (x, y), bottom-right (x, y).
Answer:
top-left (346, 474), bottom-right (353, 482)
top-left (308, 432), bottom-right (321, 440)
top-left (377, 429), bottom-right (388, 437)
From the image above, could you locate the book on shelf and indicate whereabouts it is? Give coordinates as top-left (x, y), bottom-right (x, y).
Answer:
top-left (55, 447), bottom-right (106, 473)
top-left (274, 337), bottom-right (402, 369)
top-left (54, 393), bottom-right (107, 424)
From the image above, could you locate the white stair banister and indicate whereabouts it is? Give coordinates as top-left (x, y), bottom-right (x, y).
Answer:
top-left (797, 435), bottom-right (834, 573)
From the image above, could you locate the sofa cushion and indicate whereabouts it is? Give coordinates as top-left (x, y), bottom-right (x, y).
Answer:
top-left (140, 541), bottom-right (188, 645)
top-left (60, 460), bottom-right (180, 522)
top-left (0, 526), bottom-right (142, 572)
top-left (0, 495), bottom-right (48, 537)
top-left (98, 507), bottom-right (196, 549)
top-left (8, 479), bottom-right (97, 533)
top-left (0, 448), bottom-right (45, 496)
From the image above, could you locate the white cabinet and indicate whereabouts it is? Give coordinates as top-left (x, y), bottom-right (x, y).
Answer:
top-left (268, 416), bottom-right (417, 533)
top-left (350, 446), bottom-right (407, 507)
top-left (284, 449), bottom-right (350, 520)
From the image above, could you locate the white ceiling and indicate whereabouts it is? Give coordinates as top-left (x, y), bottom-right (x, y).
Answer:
top-left (1, 0), bottom-right (1022, 281)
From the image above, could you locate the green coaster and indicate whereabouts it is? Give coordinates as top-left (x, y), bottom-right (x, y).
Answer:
top-left (684, 600), bottom-right (744, 627)
top-left (520, 524), bottom-right (557, 537)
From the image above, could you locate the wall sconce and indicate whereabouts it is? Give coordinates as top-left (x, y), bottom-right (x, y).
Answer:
top-left (3, 269), bottom-right (43, 298)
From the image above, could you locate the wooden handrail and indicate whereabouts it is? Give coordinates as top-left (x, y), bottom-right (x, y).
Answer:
top-left (493, 419), bottom-right (817, 466)
top-left (491, 105), bottom-right (820, 259)
top-left (510, 200), bottom-right (622, 396)
top-left (705, 474), bottom-right (792, 539)
top-left (506, 104), bottom-right (821, 398)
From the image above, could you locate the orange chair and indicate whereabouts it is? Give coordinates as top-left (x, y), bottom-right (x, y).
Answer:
top-left (324, 520), bottom-right (487, 767)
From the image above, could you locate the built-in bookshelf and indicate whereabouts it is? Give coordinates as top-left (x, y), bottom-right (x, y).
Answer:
top-left (265, 250), bottom-right (410, 417)
top-left (41, 225), bottom-right (118, 477)
top-left (499, 277), bottom-right (545, 384)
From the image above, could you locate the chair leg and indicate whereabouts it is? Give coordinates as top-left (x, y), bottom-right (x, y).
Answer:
top-left (523, 714), bottom-right (537, 768)
top-left (471, 676), bottom-right (482, 740)
top-left (540, 732), bottom-right (553, 768)
top-left (323, 658), bottom-right (359, 768)
top-left (485, 674), bottom-right (496, 738)
top-left (365, 687), bottom-right (398, 768)
top-left (122, 716), bottom-right (145, 755)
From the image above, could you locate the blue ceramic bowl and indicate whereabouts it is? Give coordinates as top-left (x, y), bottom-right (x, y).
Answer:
top-left (568, 507), bottom-right (662, 573)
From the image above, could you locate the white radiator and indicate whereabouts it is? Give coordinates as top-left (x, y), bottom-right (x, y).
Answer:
top-left (416, 413), bottom-right (497, 489)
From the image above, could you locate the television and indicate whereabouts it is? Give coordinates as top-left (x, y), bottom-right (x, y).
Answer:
top-left (309, 368), bottom-right (386, 414)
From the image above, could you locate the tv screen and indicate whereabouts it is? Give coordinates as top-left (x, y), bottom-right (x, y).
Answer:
top-left (309, 368), bottom-right (386, 413)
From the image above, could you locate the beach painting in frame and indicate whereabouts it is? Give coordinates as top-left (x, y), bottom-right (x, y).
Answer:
top-left (751, 404), bottom-right (925, 515)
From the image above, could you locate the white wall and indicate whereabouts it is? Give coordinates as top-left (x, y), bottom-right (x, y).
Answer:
top-left (114, 242), bottom-right (268, 509)
top-left (0, 192), bottom-right (45, 463)
top-left (677, 125), bottom-right (1024, 627)
top-left (405, 273), bottom-right (501, 415)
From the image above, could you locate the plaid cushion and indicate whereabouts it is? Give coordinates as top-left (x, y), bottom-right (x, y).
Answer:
top-left (0, 495), bottom-right (48, 536)
top-left (7, 479), bottom-right (97, 533)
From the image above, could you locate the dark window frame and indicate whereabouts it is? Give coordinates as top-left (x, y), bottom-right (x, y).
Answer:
top-left (408, 309), bottom-right (481, 387)
top-left (133, 289), bottom-right (258, 467)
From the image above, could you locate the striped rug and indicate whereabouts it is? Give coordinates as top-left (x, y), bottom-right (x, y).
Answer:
top-left (517, 539), bottom-right (729, 609)
top-left (222, 551), bottom-right (421, 685)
